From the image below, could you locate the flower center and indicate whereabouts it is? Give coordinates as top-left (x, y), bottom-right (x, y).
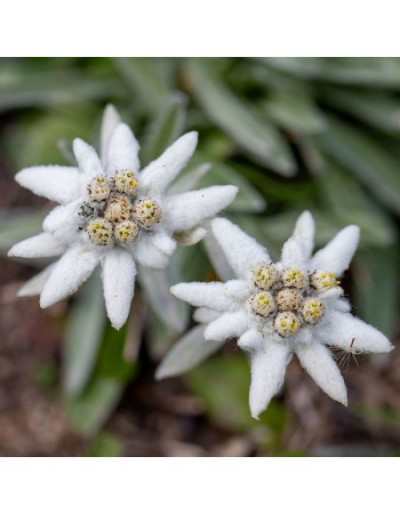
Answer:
top-left (81, 173), bottom-right (162, 246)
top-left (249, 264), bottom-right (336, 338)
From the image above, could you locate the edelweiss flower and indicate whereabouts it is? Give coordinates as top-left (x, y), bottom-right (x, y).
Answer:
top-left (8, 106), bottom-right (237, 329)
top-left (168, 212), bottom-right (393, 418)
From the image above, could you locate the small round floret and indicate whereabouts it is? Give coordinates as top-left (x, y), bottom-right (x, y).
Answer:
top-left (87, 217), bottom-right (113, 246)
top-left (88, 176), bottom-right (111, 202)
top-left (104, 194), bottom-right (132, 224)
top-left (114, 220), bottom-right (139, 243)
top-left (276, 288), bottom-right (302, 312)
top-left (282, 267), bottom-right (308, 289)
top-left (274, 311), bottom-right (302, 337)
top-left (249, 291), bottom-right (276, 318)
top-left (114, 169), bottom-right (139, 195)
top-left (301, 297), bottom-right (326, 324)
top-left (253, 264), bottom-right (280, 290)
top-left (311, 271), bottom-right (338, 291)
top-left (133, 198), bottom-right (161, 229)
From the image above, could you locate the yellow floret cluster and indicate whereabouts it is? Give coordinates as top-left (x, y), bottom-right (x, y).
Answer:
top-left (82, 171), bottom-right (162, 246)
top-left (249, 264), bottom-right (336, 338)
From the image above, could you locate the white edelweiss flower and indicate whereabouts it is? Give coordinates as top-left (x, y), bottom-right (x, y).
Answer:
top-left (166, 212), bottom-right (393, 419)
top-left (8, 105), bottom-right (238, 330)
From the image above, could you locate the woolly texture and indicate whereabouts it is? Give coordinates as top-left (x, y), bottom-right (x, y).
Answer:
top-left (165, 211), bottom-right (393, 418)
top-left (10, 105), bottom-right (237, 329)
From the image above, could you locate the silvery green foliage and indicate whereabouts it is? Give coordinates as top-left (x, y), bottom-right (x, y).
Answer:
top-left (8, 105), bottom-right (237, 329)
top-left (159, 212), bottom-right (393, 418)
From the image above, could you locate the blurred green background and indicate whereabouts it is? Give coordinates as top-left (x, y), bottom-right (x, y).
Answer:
top-left (0, 57), bottom-right (399, 456)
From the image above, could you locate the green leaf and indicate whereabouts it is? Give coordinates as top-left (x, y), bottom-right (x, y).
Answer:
top-left (141, 94), bottom-right (187, 165)
top-left (66, 323), bottom-right (137, 436)
top-left (0, 209), bottom-right (46, 254)
top-left (321, 88), bottom-right (400, 135)
top-left (63, 273), bottom-right (106, 397)
top-left (86, 432), bottom-right (123, 457)
top-left (316, 116), bottom-right (400, 215)
top-left (265, 58), bottom-right (400, 88)
top-left (317, 160), bottom-right (396, 247)
top-left (262, 91), bottom-right (326, 134)
top-left (187, 59), bottom-right (296, 176)
top-left (113, 58), bottom-right (173, 114)
top-left (353, 246), bottom-right (399, 338)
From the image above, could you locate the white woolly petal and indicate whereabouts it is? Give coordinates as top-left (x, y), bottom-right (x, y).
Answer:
top-left (249, 342), bottom-right (291, 419)
top-left (238, 329), bottom-right (264, 351)
top-left (224, 279), bottom-right (251, 301)
top-left (281, 211), bottom-right (315, 267)
top-left (17, 264), bottom-right (55, 297)
top-left (42, 200), bottom-right (82, 244)
top-left (319, 310), bottom-right (393, 354)
top-left (165, 186), bottom-right (238, 232)
top-left (171, 282), bottom-right (239, 312)
top-left (106, 123), bottom-right (140, 176)
top-left (73, 138), bottom-right (103, 178)
top-left (156, 325), bottom-right (224, 380)
top-left (100, 104), bottom-right (121, 165)
top-left (140, 132), bottom-right (198, 194)
top-left (15, 166), bottom-right (81, 204)
top-left (296, 343), bottom-right (348, 406)
top-left (132, 236), bottom-right (169, 269)
top-left (102, 249), bottom-right (136, 330)
top-left (204, 310), bottom-right (248, 342)
top-left (211, 217), bottom-right (270, 278)
top-left (40, 245), bottom-right (100, 308)
top-left (311, 225), bottom-right (360, 275)
top-left (150, 230), bottom-right (177, 256)
top-left (8, 233), bottom-right (65, 259)
top-left (193, 307), bottom-right (220, 324)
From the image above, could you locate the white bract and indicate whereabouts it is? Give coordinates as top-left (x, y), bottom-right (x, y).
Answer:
top-left (9, 105), bottom-right (238, 329)
top-left (167, 212), bottom-right (393, 418)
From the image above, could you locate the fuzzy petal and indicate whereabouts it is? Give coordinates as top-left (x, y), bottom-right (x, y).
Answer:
top-left (140, 132), bottom-right (198, 194)
top-left (8, 233), bottom-right (65, 259)
top-left (15, 166), bottom-right (81, 204)
top-left (40, 245), bottom-right (100, 308)
top-left (17, 264), bottom-right (55, 297)
top-left (296, 343), bottom-right (348, 405)
top-left (204, 310), bottom-right (248, 342)
top-left (150, 230), bottom-right (177, 256)
top-left (311, 225), bottom-right (360, 275)
top-left (249, 342), bottom-right (291, 419)
top-left (281, 211), bottom-right (315, 267)
top-left (193, 307), bottom-right (220, 324)
top-left (318, 310), bottom-right (393, 354)
top-left (73, 138), bottom-right (103, 178)
top-left (165, 186), bottom-right (238, 232)
top-left (211, 217), bottom-right (270, 279)
top-left (100, 104), bottom-right (121, 164)
top-left (156, 325), bottom-right (224, 380)
top-left (171, 282), bottom-right (239, 312)
top-left (42, 200), bottom-right (82, 244)
top-left (238, 329), bottom-right (264, 351)
top-left (174, 226), bottom-right (207, 246)
top-left (132, 236), bottom-right (169, 269)
top-left (102, 249), bottom-right (136, 329)
top-left (106, 123), bottom-right (140, 176)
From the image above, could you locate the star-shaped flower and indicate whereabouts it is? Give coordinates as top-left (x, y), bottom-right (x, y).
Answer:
top-left (9, 106), bottom-right (237, 329)
top-left (169, 212), bottom-right (393, 418)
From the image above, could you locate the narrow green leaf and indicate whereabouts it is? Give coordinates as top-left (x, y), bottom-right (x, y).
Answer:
top-left (316, 116), bottom-right (400, 215)
top-left (113, 58), bottom-right (173, 114)
top-left (265, 58), bottom-right (400, 88)
top-left (86, 432), bottom-right (123, 457)
top-left (63, 273), bottom-right (106, 397)
top-left (141, 94), bottom-right (187, 165)
top-left (187, 59), bottom-right (296, 176)
top-left (353, 246), bottom-right (399, 338)
top-left (317, 160), bottom-right (396, 247)
top-left (262, 91), bottom-right (326, 134)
